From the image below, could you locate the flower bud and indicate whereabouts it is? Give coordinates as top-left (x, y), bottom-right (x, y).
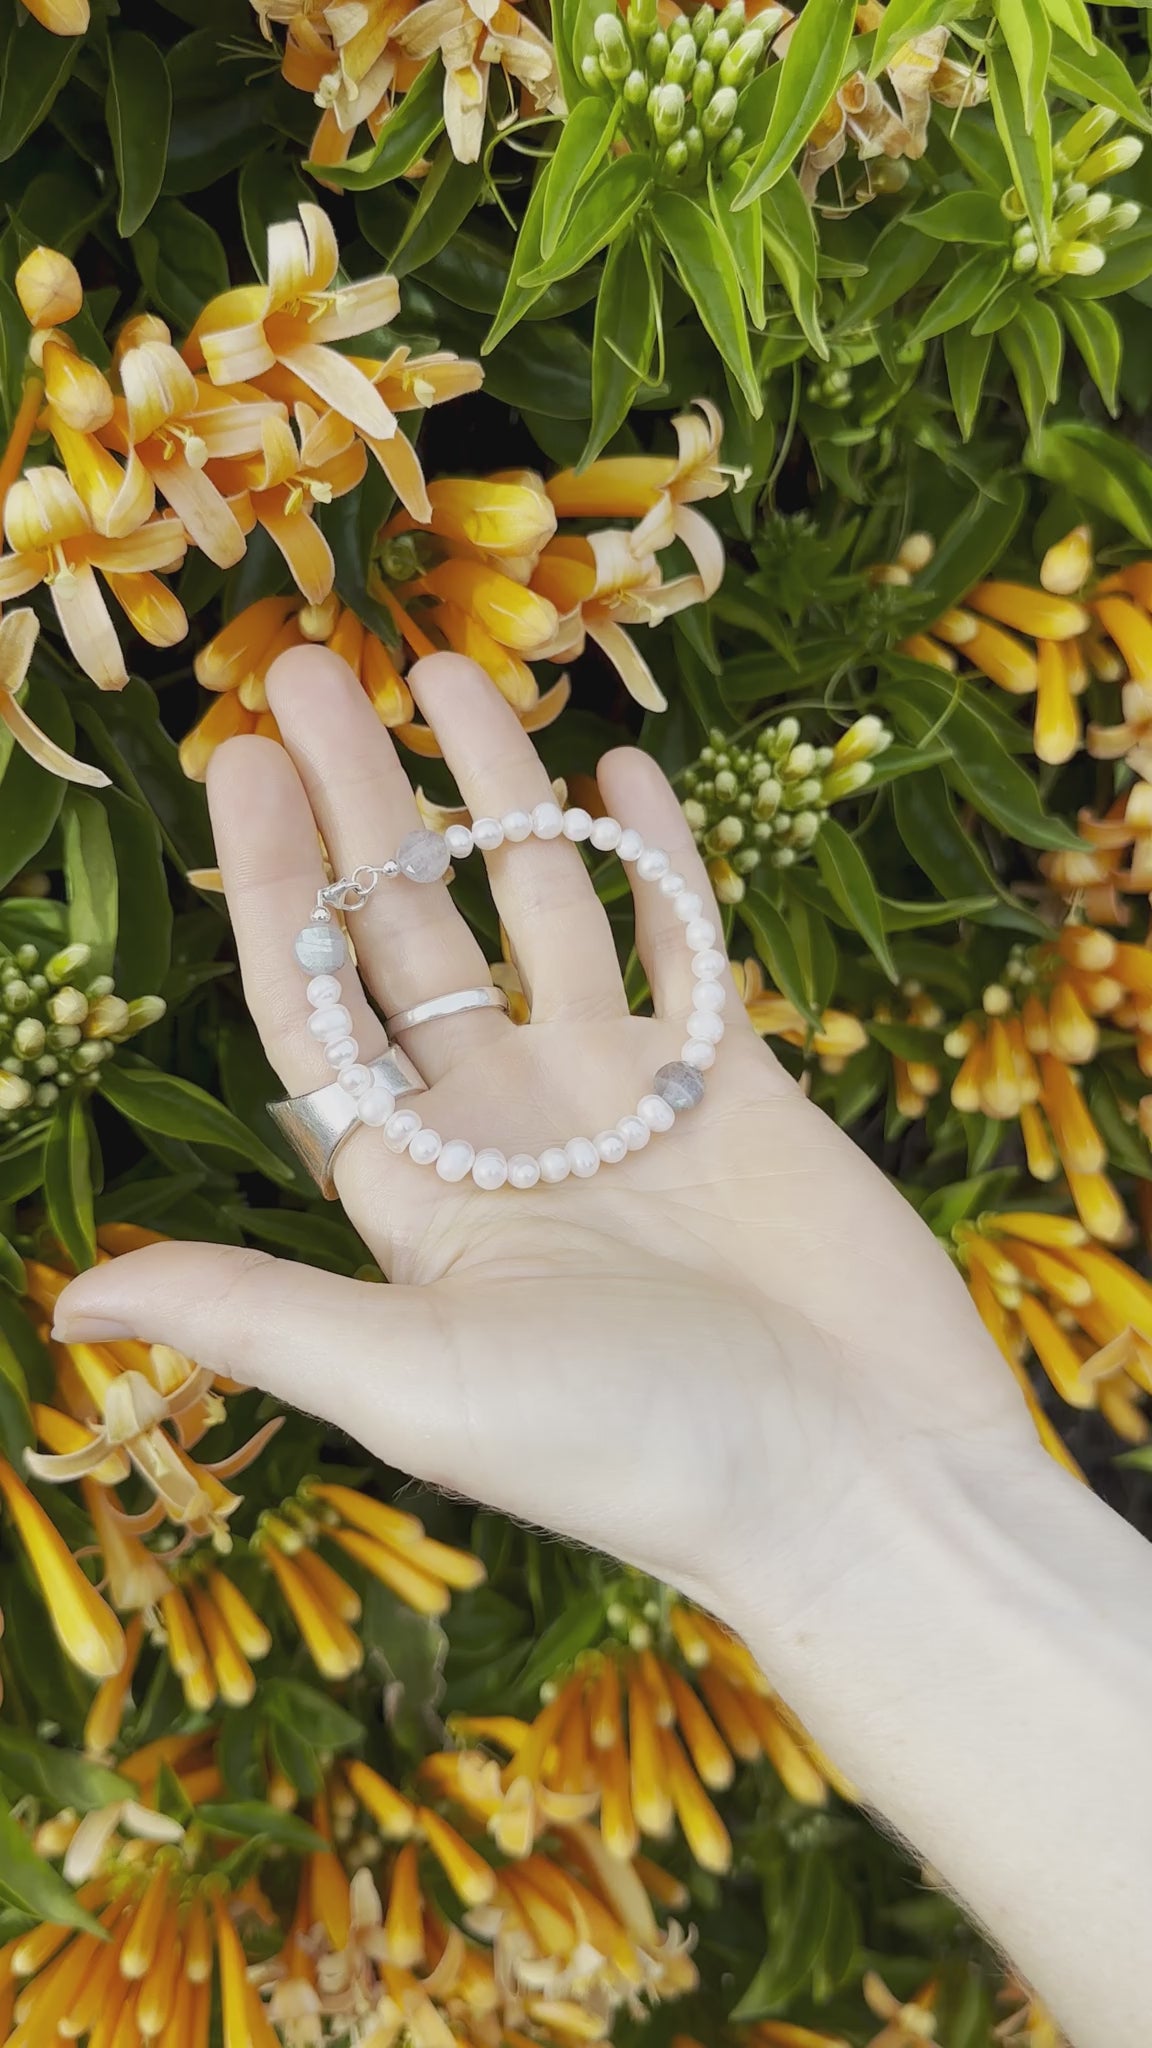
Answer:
top-left (1011, 242), bottom-right (1039, 273)
top-left (754, 778), bottom-right (782, 819)
top-left (1048, 240), bottom-right (1106, 276)
top-left (581, 52), bottom-right (603, 86)
top-left (15, 247), bottom-right (83, 330)
top-left (691, 58), bottom-right (714, 107)
top-left (665, 33), bottom-right (698, 84)
top-left (594, 12), bottom-right (632, 79)
top-left (72, 1040), bottom-right (109, 1072)
top-left (719, 27), bottom-right (763, 86)
top-left (706, 816), bottom-right (744, 852)
top-left (831, 714), bottom-right (890, 768)
top-left (702, 84), bottom-right (738, 140)
top-left (716, 0), bottom-right (746, 31)
top-left (1056, 191), bottom-right (1111, 240)
top-left (896, 531), bottom-right (934, 573)
top-left (1057, 179), bottom-right (1088, 210)
top-left (45, 943), bottom-right (92, 988)
top-left (298, 594), bottom-right (341, 641)
top-left (124, 995), bottom-right (167, 1035)
top-left (0, 1073), bottom-right (32, 1113)
top-left (822, 761), bottom-right (875, 803)
top-left (691, 4), bottom-right (715, 44)
top-left (84, 995), bottom-right (131, 1040)
top-left (664, 137), bottom-right (690, 173)
top-left (683, 124), bottom-right (704, 168)
top-left (717, 125), bottom-right (745, 167)
top-left (2, 981), bottom-right (32, 1015)
top-left (627, 0), bottom-right (658, 38)
top-left (999, 186), bottom-right (1027, 220)
top-left (12, 1018), bottom-right (45, 1059)
top-left (1040, 524), bottom-right (1092, 596)
top-left (711, 859), bottom-right (745, 904)
top-left (651, 81), bottom-right (685, 141)
top-left (624, 65), bottom-right (649, 103)
top-left (645, 28), bottom-right (669, 74)
top-left (1079, 134), bottom-right (1143, 186)
top-left (683, 798), bottom-right (707, 831)
top-left (1054, 104), bottom-right (1118, 170)
top-left (787, 811), bottom-right (822, 848)
top-left (35, 1082), bottom-right (59, 1109)
top-left (49, 988), bottom-right (88, 1028)
top-left (87, 975), bottom-right (115, 1000)
top-left (1099, 199), bottom-right (1141, 238)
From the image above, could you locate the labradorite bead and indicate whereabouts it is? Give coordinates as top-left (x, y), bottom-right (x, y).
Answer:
top-left (397, 829), bottom-right (451, 883)
top-left (654, 1060), bottom-right (705, 1110)
top-left (294, 921), bottom-right (347, 974)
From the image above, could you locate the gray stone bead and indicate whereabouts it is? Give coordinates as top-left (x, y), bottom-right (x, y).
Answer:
top-left (654, 1060), bottom-right (705, 1111)
top-left (294, 920), bottom-right (347, 974)
top-left (397, 828), bottom-right (451, 883)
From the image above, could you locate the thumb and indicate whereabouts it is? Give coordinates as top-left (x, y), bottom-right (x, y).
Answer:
top-left (52, 1241), bottom-right (474, 1496)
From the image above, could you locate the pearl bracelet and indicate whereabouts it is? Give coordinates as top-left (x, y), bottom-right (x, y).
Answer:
top-left (292, 804), bottom-right (727, 1191)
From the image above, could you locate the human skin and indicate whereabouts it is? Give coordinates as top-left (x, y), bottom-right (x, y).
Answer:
top-left (55, 648), bottom-right (1152, 2047)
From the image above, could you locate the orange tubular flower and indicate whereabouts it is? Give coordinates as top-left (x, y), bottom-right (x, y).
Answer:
top-left (392, 0), bottom-right (562, 164)
top-left (734, 959), bottom-right (869, 1071)
top-left (0, 1454), bottom-right (124, 1679)
top-left (530, 530), bottom-right (699, 712)
top-left (208, 404), bottom-right (366, 605)
top-left (20, 0), bottom-right (89, 30)
top-left (0, 467), bottom-right (186, 689)
top-left (0, 605), bottom-right (111, 784)
top-left (546, 400), bottom-right (734, 598)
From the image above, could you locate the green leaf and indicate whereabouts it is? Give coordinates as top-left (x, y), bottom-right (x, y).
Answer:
top-left (103, 789), bottom-right (172, 998)
top-left (1086, 1072), bottom-right (1152, 1182)
top-left (813, 820), bottom-right (897, 982)
top-left (912, 250), bottom-right (1008, 346)
top-left (943, 323), bottom-right (995, 438)
top-left (1059, 296), bottom-right (1121, 415)
top-left (524, 155), bottom-right (652, 289)
top-left (901, 478), bottom-right (1026, 625)
top-left (835, 218), bottom-right (938, 335)
top-left (0, 1727), bottom-right (132, 1813)
top-left (196, 1803), bottom-right (327, 1853)
top-left (758, 169), bottom-right (826, 357)
top-left (0, 1234), bottom-right (23, 1295)
top-left (133, 200), bottom-right (229, 337)
top-left (738, 890), bottom-right (822, 1030)
top-left (541, 95), bottom-right (618, 260)
top-left (0, 1801), bottom-right (103, 1936)
top-left (585, 226), bottom-right (660, 465)
top-left (1026, 421), bottom-right (1152, 546)
top-left (1041, 0), bottom-right (1092, 50)
top-left (163, 30), bottom-right (273, 195)
top-left (484, 159), bottom-right (556, 350)
top-left (988, 40), bottom-right (1052, 262)
top-left (0, 12), bottom-right (79, 164)
top-left (733, 1855), bottom-right (836, 2016)
top-left (389, 144), bottom-right (484, 279)
top-left (1049, 28), bottom-right (1152, 134)
top-left (1061, 229), bottom-right (1152, 300)
top-left (871, 0), bottom-right (971, 72)
top-left (61, 792), bottom-right (118, 983)
top-left (43, 1094), bottom-right (95, 1274)
top-left (264, 1678), bottom-right (363, 1752)
top-left (710, 164), bottom-right (765, 330)
top-left (511, 1588), bottom-right (607, 1707)
top-left (99, 1055), bottom-right (294, 1184)
top-left (734, 0), bottom-right (859, 207)
top-left (880, 663), bottom-right (1083, 852)
top-left (0, 673), bottom-right (71, 892)
top-left (315, 56), bottom-right (445, 189)
top-left (238, 150), bottom-right (312, 278)
top-left (651, 189), bottom-right (762, 414)
top-left (1001, 298), bottom-right (1063, 432)
top-left (992, 0), bottom-right (1050, 133)
top-left (907, 192), bottom-right (1010, 244)
top-left (106, 32), bottom-right (172, 237)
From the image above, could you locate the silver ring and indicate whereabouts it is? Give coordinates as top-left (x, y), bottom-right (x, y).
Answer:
top-left (267, 1048), bottom-right (427, 1200)
top-left (384, 986), bottom-right (510, 1033)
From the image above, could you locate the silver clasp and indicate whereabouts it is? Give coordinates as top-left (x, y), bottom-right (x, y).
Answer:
top-left (315, 862), bottom-right (398, 915)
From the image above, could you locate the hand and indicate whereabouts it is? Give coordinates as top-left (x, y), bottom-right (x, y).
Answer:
top-left (53, 648), bottom-right (1037, 1634)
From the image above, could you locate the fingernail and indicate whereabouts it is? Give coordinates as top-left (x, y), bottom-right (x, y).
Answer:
top-left (52, 1314), bottom-right (136, 1343)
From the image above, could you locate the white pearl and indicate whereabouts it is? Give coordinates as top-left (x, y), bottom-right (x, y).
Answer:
top-left (565, 1137), bottom-right (600, 1178)
top-left (675, 891), bottom-right (703, 922)
top-left (636, 846), bottom-right (669, 882)
top-left (693, 980), bottom-right (727, 1012)
top-left (508, 1153), bottom-right (542, 1189)
top-left (687, 1010), bottom-right (725, 1045)
top-left (306, 974), bottom-right (342, 1008)
top-left (502, 809), bottom-right (532, 842)
top-left (532, 801), bottom-right (564, 839)
top-left (595, 1128), bottom-right (628, 1164)
top-left (472, 817), bottom-right (504, 851)
top-left (686, 918), bottom-right (717, 952)
top-left (473, 1148), bottom-right (508, 1190)
top-left (590, 816), bottom-right (622, 851)
top-left (445, 824), bottom-right (474, 859)
top-left (562, 807), bottom-right (593, 841)
top-left (617, 1114), bottom-right (651, 1151)
top-left (659, 870), bottom-right (685, 897)
top-left (408, 1128), bottom-right (442, 1166)
top-left (638, 1093), bottom-right (675, 1132)
top-left (617, 827), bottom-right (644, 862)
top-left (324, 1036), bottom-right (359, 1068)
top-left (691, 949), bottom-right (726, 981)
top-left (384, 1109), bottom-right (422, 1152)
top-left (436, 1138), bottom-right (475, 1183)
top-left (538, 1145), bottom-right (571, 1184)
top-left (357, 1086), bottom-right (395, 1126)
top-left (683, 1039), bottom-right (716, 1070)
top-left (338, 1062), bottom-right (375, 1096)
top-left (308, 1003), bottom-right (353, 1042)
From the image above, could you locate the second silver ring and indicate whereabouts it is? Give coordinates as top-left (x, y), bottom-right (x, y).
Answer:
top-left (384, 985), bottom-right (511, 1034)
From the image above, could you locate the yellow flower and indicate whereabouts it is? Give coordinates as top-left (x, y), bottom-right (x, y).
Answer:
top-left (14, 245), bottom-right (83, 328)
top-left (996, 1975), bottom-right (1070, 2047)
top-left (392, 0), bottom-right (562, 164)
top-left (530, 530), bottom-right (704, 712)
top-left (210, 403), bottom-right (366, 605)
top-left (20, 0), bottom-right (89, 31)
top-left (800, 17), bottom-right (985, 203)
top-left (0, 465), bottom-right (186, 689)
top-left (863, 1973), bottom-right (940, 2047)
top-left (0, 1453), bottom-right (124, 1679)
top-left (547, 399), bottom-right (733, 596)
top-left (0, 606), bottom-right (110, 784)
top-left (734, 958), bottom-right (869, 1069)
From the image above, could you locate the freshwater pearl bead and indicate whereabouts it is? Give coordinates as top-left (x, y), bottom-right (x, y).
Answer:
top-left (566, 1137), bottom-right (600, 1178)
top-left (659, 870), bottom-right (685, 897)
top-left (685, 919), bottom-right (717, 952)
top-left (308, 1003), bottom-right (353, 1041)
top-left (636, 846), bottom-right (669, 882)
top-left (617, 827), bottom-right (644, 862)
top-left (538, 1146), bottom-right (570, 1184)
top-left (409, 1128), bottom-right (442, 1166)
top-left (638, 1093), bottom-right (675, 1132)
top-left (675, 891), bottom-right (703, 922)
top-left (693, 980), bottom-right (727, 1012)
top-left (444, 824), bottom-right (474, 859)
top-left (683, 1039), bottom-right (716, 1069)
top-left (502, 809), bottom-right (532, 842)
top-left (595, 1129), bottom-right (628, 1164)
top-left (691, 949), bottom-right (726, 981)
top-left (562, 807), bottom-right (593, 841)
top-left (384, 1109), bottom-right (422, 1152)
top-left (338, 1062), bottom-right (375, 1096)
top-left (357, 1086), bottom-right (394, 1126)
top-left (687, 1009), bottom-right (725, 1045)
top-left (508, 1153), bottom-right (542, 1188)
top-left (532, 801), bottom-right (564, 838)
top-left (324, 1036), bottom-right (359, 1067)
top-left (472, 816), bottom-right (504, 851)
top-left (617, 1115), bottom-right (651, 1151)
top-left (436, 1138), bottom-right (475, 1182)
top-left (590, 816), bottom-right (622, 851)
top-left (307, 974), bottom-right (342, 1008)
top-left (473, 1148), bottom-right (509, 1190)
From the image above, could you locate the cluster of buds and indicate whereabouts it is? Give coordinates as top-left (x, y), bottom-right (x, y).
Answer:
top-left (682, 714), bottom-right (892, 902)
top-left (0, 942), bottom-right (163, 1130)
top-left (1007, 108), bottom-right (1142, 279)
top-left (584, 0), bottom-right (781, 182)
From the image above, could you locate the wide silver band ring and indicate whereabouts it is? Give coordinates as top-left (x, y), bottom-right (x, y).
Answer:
top-left (267, 1048), bottom-right (426, 1200)
top-left (384, 986), bottom-right (510, 1033)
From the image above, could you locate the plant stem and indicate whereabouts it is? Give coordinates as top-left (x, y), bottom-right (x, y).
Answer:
top-left (0, 377), bottom-right (44, 517)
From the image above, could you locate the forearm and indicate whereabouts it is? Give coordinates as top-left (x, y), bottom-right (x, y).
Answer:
top-left (728, 1442), bottom-right (1152, 2048)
